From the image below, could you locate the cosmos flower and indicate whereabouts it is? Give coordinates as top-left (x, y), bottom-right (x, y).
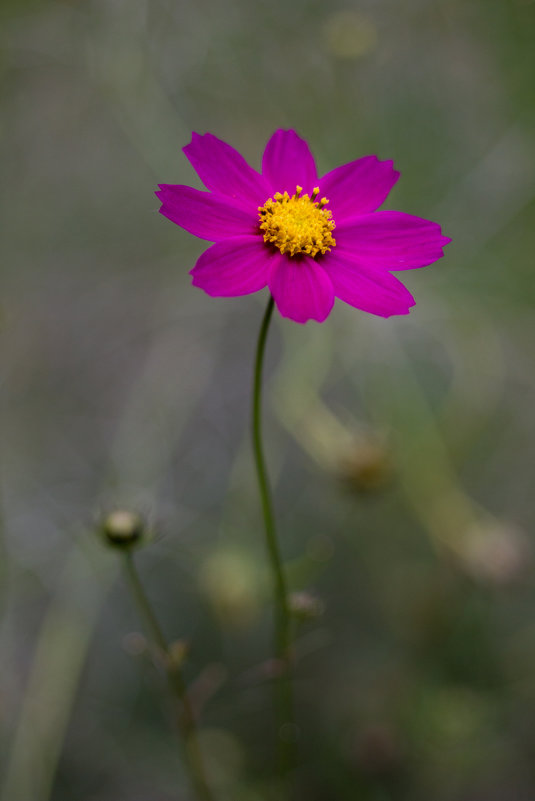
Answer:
top-left (156, 130), bottom-right (450, 324)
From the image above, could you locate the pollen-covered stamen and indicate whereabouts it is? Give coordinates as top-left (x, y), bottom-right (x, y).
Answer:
top-left (258, 185), bottom-right (336, 258)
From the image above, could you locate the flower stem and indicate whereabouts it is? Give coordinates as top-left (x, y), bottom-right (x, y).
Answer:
top-left (122, 551), bottom-right (215, 801)
top-left (251, 295), bottom-right (296, 774)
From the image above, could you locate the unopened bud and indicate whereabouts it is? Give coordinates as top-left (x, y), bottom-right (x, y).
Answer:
top-left (168, 639), bottom-right (190, 670)
top-left (460, 521), bottom-right (530, 586)
top-left (289, 591), bottom-right (324, 621)
top-left (100, 509), bottom-right (146, 549)
top-left (340, 439), bottom-right (393, 493)
top-left (324, 11), bottom-right (378, 61)
top-left (122, 631), bottom-right (148, 656)
top-left (199, 550), bottom-right (261, 629)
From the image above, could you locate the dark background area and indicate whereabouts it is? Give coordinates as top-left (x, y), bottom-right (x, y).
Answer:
top-left (1, 0), bottom-right (535, 799)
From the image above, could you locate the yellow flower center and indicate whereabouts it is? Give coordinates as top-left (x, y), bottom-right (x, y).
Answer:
top-left (258, 186), bottom-right (336, 258)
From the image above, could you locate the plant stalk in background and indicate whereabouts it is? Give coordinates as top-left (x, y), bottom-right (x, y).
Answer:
top-left (122, 551), bottom-right (215, 801)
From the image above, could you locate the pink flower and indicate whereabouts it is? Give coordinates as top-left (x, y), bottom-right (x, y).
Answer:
top-left (156, 130), bottom-right (450, 324)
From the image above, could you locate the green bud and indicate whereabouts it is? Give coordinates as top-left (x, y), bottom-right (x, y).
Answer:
top-left (340, 439), bottom-right (393, 493)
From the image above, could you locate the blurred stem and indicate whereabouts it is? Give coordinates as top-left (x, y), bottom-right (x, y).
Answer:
top-left (122, 552), bottom-right (215, 801)
top-left (252, 295), bottom-right (296, 774)
top-left (1, 543), bottom-right (116, 801)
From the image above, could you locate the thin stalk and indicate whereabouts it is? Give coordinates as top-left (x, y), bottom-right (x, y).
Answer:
top-left (122, 552), bottom-right (215, 801)
top-left (251, 295), bottom-right (296, 773)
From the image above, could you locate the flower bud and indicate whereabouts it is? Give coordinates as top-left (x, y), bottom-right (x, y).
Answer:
top-left (459, 521), bottom-right (530, 586)
top-left (199, 549), bottom-right (262, 630)
top-left (324, 11), bottom-right (378, 60)
top-left (99, 509), bottom-right (146, 550)
top-left (168, 639), bottom-right (190, 670)
top-left (339, 438), bottom-right (393, 493)
top-left (122, 631), bottom-right (148, 656)
top-left (289, 591), bottom-right (324, 621)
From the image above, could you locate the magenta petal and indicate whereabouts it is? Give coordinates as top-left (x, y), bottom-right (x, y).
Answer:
top-left (156, 185), bottom-right (255, 241)
top-left (325, 250), bottom-right (415, 317)
top-left (319, 156), bottom-right (400, 220)
top-left (336, 211), bottom-right (451, 270)
top-left (183, 133), bottom-right (270, 209)
top-left (269, 256), bottom-right (335, 324)
top-left (191, 236), bottom-right (277, 297)
top-left (262, 129), bottom-right (318, 195)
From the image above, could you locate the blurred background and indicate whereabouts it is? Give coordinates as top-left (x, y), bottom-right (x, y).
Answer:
top-left (1, 0), bottom-right (535, 798)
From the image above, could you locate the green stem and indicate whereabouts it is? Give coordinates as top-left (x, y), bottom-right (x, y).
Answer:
top-left (122, 552), bottom-right (215, 801)
top-left (251, 295), bottom-right (296, 773)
